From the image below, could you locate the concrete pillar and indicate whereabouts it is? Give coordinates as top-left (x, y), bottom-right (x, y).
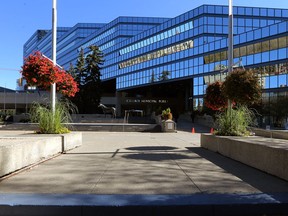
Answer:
top-left (115, 91), bottom-right (122, 117)
top-left (185, 84), bottom-right (190, 111)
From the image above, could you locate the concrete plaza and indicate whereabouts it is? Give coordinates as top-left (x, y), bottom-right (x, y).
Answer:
top-left (0, 125), bottom-right (288, 215)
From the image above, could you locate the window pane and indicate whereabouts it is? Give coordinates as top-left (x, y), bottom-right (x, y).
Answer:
top-left (240, 46), bottom-right (247, 56)
top-left (247, 44), bottom-right (254, 55)
top-left (270, 38), bottom-right (278, 50)
top-left (279, 36), bottom-right (287, 48)
top-left (262, 41), bottom-right (270, 52)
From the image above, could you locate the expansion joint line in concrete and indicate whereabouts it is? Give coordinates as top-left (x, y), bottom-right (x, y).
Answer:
top-left (170, 154), bottom-right (203, 193)
top-left (89, 152), bottom-right (116, 193)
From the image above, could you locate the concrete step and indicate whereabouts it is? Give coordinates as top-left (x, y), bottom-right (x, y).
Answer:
top-left (0, 193), bottom-right (287, 216)
top-left (0, 123), bottom-right (161, 132)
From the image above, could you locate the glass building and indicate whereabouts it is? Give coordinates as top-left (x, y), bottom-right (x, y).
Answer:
top-left (24, 4), bottom-right (288, 124)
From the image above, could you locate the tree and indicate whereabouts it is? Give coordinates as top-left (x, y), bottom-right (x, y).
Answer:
top-left (21, 51), bottom-right (78, 97)
top-left (75, 48), bottom-right (86, 86)
top-left (71, 45), bottom-right (104, 113)
top-left (67, 62), bottom-right (76, 79)
top-left (83, 45), bottom-right (104, 112)
top-left (158, 70), bottom-right (170, 81)
top-left (221, 68), bottom-right (261, 106)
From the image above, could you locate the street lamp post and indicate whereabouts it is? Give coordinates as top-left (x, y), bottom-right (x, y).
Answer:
top-left (228, 0), bottom-right (233, 74)
top-left (51, 0), bottom-right (57, 113)
top-left (227, 0), bottom-right (233, 113)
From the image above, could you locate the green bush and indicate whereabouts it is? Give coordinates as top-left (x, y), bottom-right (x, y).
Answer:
top-left (214, 106), bottom-right (256, 136)
top-left (30, 99), bottom-right (76, 134)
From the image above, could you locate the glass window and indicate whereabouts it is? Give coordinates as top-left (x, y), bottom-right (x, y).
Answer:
top-left (254, 42), bottom-right (261, 53)
top-left (260, 8), bottom-right (267, 16)
top-left (260, 20), bottom-right (267, 27)
top-left (234, 35), bottom-right (240, 45)
top-left (268, 9), bottom-right (275, 16)
top-left (240, 34), bottom-right (246, 43)
top-left (220, 51), bottom-right (227, 61)
top-left (215, 52), bottom-right (221, 62)
top-left (238, 18), bottom-right (245, 26)
top-left (234, 48), bottom-right (240, 58)
top-left (208, 17), bottom-right (215, 25)
top-left (247, 44), bottom-right (254, 55)
top-left (254, 29), bottom-right (261, 40)
top-left (240, 46), bottom-right (246, 56)
top-left (254, 53), bottom-right (261, 64)
top-left (278, 48), bottom-right (287, 59)
top-left (247, 31), bottom-right (254, 41)
top-left (269, 75), bottom-right (278, 88)
top-left (253, 8), bottom-right (260, 16)
top-left (278, 74), bottom-right (287, 87)
top-left (215, 40), bottom-right (221, 49)
top-left (194, 86), bottom-right (199, 95)
top-left (278, 22), bottom-right (288, 34)
top-left (215, 17), bottom-right (222, 25)
top-left (253, 19), bottom-right (260, 27)
top-left (247, 55), bottom-right (253, 65)
top-left (270, 50), bottom-right (278, 61)
top-left (270, 38), bottom-right (278, 50)
top-left (215, 6), bottom-right (222, 14)
top-left (245, 8), bottom-right (252, 15)
top-left (208, 25), bottom-right (214, 33)
top-left (238, 7), bottom-right (245, 15)
top-left (278, 37), bottom-right (287, 48)
top-left (262, 41), bottom-right (270, 52)
top-left (221, 39), bottom-right (227, 48)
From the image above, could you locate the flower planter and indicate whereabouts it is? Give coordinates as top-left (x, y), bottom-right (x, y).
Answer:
top-left (201, 133), bottom-right (288, 181)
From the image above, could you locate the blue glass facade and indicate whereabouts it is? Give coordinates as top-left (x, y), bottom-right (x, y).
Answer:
top-left (24, 5), bottom-right (288, 119)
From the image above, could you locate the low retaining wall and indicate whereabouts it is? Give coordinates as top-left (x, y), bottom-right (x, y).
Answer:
top-left (201, 134), bottom-right (288, 181)
top-left (0, 132), bottom-right (82, 178)
top-left (251, 127), bottom-right (288, 140)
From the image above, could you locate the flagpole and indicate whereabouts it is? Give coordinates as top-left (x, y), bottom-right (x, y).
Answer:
top-left (51, 0), bottom-right (57, 113)
top-left (228, 0), bottom-right (233, 74)
top-left (228, 0), bottom-right (233, 116)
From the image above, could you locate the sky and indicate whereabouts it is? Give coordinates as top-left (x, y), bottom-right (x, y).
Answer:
top-left (1, 0), bottom-right (288, 90)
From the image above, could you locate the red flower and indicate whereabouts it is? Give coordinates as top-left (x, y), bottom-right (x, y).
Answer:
top-left (21, 51), bottom-right (79, 97)
top-left (204, 81), bottom-right (227, 111)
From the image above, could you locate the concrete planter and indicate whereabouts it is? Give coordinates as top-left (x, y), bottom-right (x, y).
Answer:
top-left (0, 132), bottom-right (82, 178)
top-left (201, 134), bottom-right (288, 182)
top-left (161, 120), bottom-right (177, 133)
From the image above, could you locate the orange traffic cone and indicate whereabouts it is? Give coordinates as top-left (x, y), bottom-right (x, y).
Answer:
top-left (192, 127), bottom-right (195, 133)
top-left (210, 128), bottom-right (214, 134)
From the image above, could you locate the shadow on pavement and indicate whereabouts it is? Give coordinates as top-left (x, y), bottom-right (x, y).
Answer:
top-left (187, 147), bottom-right (288, 194)
top-left (122, 153), bottom-right (198, 161)
top-left (126, 146), bottom-right (178, 151)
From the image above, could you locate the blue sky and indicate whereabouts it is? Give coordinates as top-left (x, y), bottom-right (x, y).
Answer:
top-left (1, 0), bottom-right (288, 90)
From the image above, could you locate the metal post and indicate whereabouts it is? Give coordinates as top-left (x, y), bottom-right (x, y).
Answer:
top-left (227, 0), bottom-right (233, 118)
top-left (51, 0), bottom-right (57, 113)
top-left (228, 0), bottom-right (233, 74)
top-left (3, 86), bottom-right (6, 113)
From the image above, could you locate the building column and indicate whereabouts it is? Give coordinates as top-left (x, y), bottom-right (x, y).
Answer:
top-left (115, 91), bottom-right (122, 117)
top-left (185, 84), bottom-right (190, 111)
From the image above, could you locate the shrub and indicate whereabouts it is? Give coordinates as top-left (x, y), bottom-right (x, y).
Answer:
top-left (30, 99), bottom-right (77, 134)
top-left (161, 107), bottom-right (172, 120)
top-left (214, 105), bottom-right (256, 136)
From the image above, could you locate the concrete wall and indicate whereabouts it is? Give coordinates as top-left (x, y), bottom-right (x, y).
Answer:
top-left (251, 127), bottom-right (288, 140)
top-left (0, 132), bottom-right (82, 178)
top-left (201, 134), bottom-right (288, 182)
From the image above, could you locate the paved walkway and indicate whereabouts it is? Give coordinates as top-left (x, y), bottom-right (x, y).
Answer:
top-left (0, 125), bottom-right (288, 215)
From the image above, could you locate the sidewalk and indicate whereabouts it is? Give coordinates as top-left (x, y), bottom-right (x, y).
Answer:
top-left (0, 128), bottom-right (288, 215)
